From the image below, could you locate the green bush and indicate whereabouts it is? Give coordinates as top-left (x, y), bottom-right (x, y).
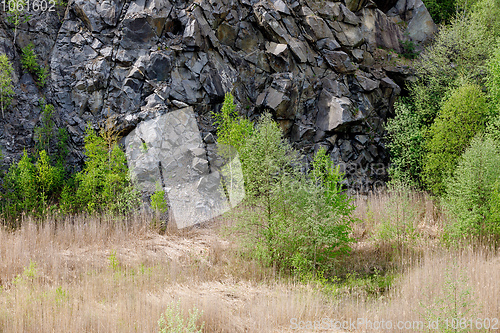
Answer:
top-left (0, 122), bottom-right (140, 220)
top-left (2, 149), bottom-right (63, 218)
top-left (34, 103), bottom-right (55, 154)
top-left (151, 182), bottom-right (168, 214)
top-left (211, 92), bottom-right (253, 158)
top-left (20, 43), bottom-right (47, 88)
top-left (20, 43), bottom-right (38, 73)
top-left (486, 42), bottom-right (500, 114)
top-left (385, 100), bottom-right (425, 187)
top-left (410, 0), bottom-right (500, 127)
top-left (214, 101), bottom-right (354, 277)
top-left (387, 0), bottom-right (500, 194)
top-left (485, 114), bottom-right (500, 142)
top-left (491, 181), bottom-right (500, 235)
top-left (231, 112), bottom-right (299, 267)
top-left (239, 112), bottom-right (297, 201)
top-left (4, 150), bottom-right (37, 215)
top-left (70, 126), bottom-right (140, 214)
top-left (444, 135), bottom-right (500, 242)
top-left (284, 148), bottom-right (354, 275)
top-left (35, 149), bottom-right (63, 206)
top-left (240, 145), bottom-right (354, 277)
top-left (400, 38), bottom-right (419, 59)
top-left (423, 83), bottom-right (488, 195)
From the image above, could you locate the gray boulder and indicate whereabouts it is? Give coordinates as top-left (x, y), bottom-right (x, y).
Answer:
top-left (316, 90), bottom-right (365, 131)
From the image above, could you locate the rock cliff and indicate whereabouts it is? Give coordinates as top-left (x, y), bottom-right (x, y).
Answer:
top-left (0, 0), bottom-right (436, 193)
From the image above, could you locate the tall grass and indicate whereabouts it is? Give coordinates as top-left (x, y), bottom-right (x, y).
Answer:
top-left (0, 191), bottom-right (499, 332)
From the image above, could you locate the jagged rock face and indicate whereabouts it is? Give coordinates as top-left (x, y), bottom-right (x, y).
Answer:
top-left (125, 106), bottom-right (244, 228)
top-left (0, 0), bottom-right (436, 194)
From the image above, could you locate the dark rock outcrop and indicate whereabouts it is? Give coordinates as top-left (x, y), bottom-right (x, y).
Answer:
top-left (0, 0), bottom-right (435, 194)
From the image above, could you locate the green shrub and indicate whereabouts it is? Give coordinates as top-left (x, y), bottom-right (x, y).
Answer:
top-left (151, 182), bottom-right (168, 214)
top-left (423, 83), bottom-right (488, 195)
top-left (2, 149), bottom-right (62, 218)
top-left (490, 181), bottom-right (500, 236)
top-left (239, 112), bottom-right (297, 201)
top-left (34, 103), bottom-right (55, 155)
top-left (4, 150), bottom-right (37, 215)
top-left (231, 112), bottom-right (298, 267)
top-left (486, 114), bottom-right (500, 142)
top-left (444, 135), bottom-right (500, 242)
top-left (20, 43), bottom-right (47, 88)
top-left (385, 100), bottom-right (425, 187)
top-left (1, 123), bottom-right (139, 219)
top-left (33, 102), bottom-right (68, 190)
top-left (410, 0), bottom-right (500, 127)
top-left (33, 101), bottom-right (70, 171)
top-left (71, 126), bottom-right (140, 214)
top-left (286, 148), bottom-right (354, 275)
top-left (386, 0), bottom-right (500, 195)
top-left (20, 43), bottom-right (39, 74)
top-left (241, 147), bottom-right (354, 277)
top-left (400, 38), bottom-right (419, 59)
top-left (0, 54), bottom-right (14, 119)
top-left (211, 92), bottom-right (253, 158)
top-left (37, 66), bottom-right (49, 88)
top-left (219, 109), bottom-right (354, 277)
top-left (157, 300), bottom-right (204, 333)
top-left (486, 42), bottom-right (500, 114)
top-left (35, 149), bottom-right (63, 206)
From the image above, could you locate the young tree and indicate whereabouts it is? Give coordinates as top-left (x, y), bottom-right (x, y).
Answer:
top-left (6, 0), bottom-right (30, 45)
top-left (72, 126), bottom-right (140, 214)
top-left (444, 135), bottom-right (500, 242)
top-left (0, 54), bottom-right (14, 118)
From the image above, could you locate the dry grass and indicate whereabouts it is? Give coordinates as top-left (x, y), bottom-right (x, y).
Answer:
top-left (0, 192), bottom-right (499, 332)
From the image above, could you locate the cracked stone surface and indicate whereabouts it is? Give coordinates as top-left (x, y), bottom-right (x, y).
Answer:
top-left (0, 0), bottom-right (436, 196)
top-left (125, 107), bottom-right (244, 228)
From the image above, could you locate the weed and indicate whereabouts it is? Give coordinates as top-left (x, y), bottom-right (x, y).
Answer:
top-left (157, 300), bottom-right (204, 333)
top-left (420, 262), bottom-right (478, 332)
top-left (108, 250), bottom-right (120, 272)
top-left (151, 182), bottom-right (168, 214)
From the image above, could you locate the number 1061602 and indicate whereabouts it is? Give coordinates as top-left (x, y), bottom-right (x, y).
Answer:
top-left (1, 0), bottom-right (57, 13)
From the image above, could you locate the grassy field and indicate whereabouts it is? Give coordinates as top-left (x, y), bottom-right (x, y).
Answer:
top-left (0, 191), bottom-right (499, 332)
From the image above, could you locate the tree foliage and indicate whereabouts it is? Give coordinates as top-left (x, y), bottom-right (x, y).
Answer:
top-left (211, 92), bottom-right (253, 158)
top-left (410, 0), bottom-right (500, 127)
top-left (423, 83), bottom-right (488, 195)
top-left (214, 96), bottom-right (354, 277)
top-left (70, 126), bottom-right (140, 214)
top-left (388, 0), bottom-right (500, 193)
top-left (20, 43), bottom-right (48, 88)
top-left (6, 0), bottom-right (30, 45)
top-left (444, 135), bottom-right (500, 242)
top-left (385, 100), bottom-right (425, 187)
top-left (0, 54), bottom-right (14, 119)
top-left (423, 0), bottom-right (457, 24)
top-left (2, 149), bottom-right (63, 219)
